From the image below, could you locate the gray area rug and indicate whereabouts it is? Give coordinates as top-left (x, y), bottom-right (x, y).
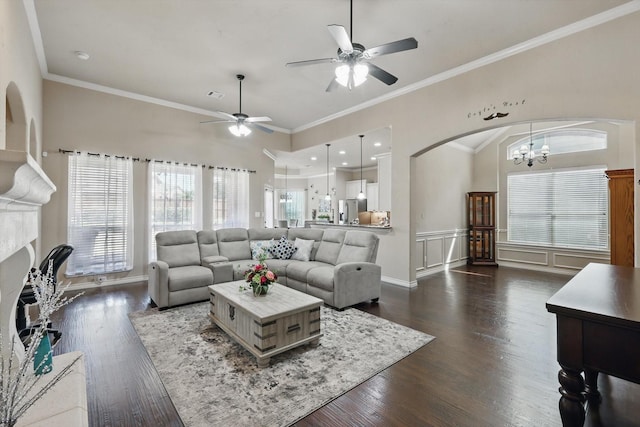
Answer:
top-left (129, 302), bottom-right (435, 427)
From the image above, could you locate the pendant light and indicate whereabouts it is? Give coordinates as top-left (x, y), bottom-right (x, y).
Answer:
top-left (357, 134), bottom-right (365, 200)
top-left (325, 144), bottom-right (331, 201)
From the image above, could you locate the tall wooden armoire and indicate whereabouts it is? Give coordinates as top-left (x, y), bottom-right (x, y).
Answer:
top-left (605, 169), bottom-right (634, 266)
top-left (467, 192), bottom-right (498, 266)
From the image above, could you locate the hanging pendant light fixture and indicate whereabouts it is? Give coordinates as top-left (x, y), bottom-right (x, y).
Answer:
top-left (280, 165), bottom-right (291, 204)
top-left (513, 123), bottom-right (550, 167)
top-left (325, 144), bottom-right (332, 201)
top-left (357, 134), bottom-right (365, 199)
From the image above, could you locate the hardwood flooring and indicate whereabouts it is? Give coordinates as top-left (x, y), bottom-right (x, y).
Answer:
top-left (51, 265), bottom-right (640, 426)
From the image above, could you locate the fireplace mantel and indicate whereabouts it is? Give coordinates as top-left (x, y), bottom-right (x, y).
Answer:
top-left (1, 150), bottom-right (56, 359)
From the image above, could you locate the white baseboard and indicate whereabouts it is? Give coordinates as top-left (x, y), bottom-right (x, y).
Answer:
top-left (66, 275), bottom-right (148, 291)
top-left (381, 275), bottom-right (417, 288)
top-left (496, 261), bottom-right (578, 276)
top-left (416, 260), bottom-right (468, 279)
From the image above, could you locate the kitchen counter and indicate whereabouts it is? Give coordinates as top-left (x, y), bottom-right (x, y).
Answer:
top-left (307, 222), bottom-right (392, 232)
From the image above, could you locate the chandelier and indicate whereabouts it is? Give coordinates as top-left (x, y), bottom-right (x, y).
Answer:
top-left (512, 123), bottom-right (550, 167)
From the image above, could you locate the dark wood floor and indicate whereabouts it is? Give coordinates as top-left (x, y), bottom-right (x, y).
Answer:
top-left (51, 265), bottom-right (640, 426)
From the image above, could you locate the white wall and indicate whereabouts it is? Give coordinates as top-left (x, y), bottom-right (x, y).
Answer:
top-left (291, 12), bottom-right (640, 286)
top-left (41, 81), bottom-right (291, 284)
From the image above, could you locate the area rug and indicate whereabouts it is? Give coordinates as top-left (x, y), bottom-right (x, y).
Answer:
top-left (129, 302), bottom-right (434, 427)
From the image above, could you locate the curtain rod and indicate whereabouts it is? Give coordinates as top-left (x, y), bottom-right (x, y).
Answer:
top-left (57, 148), bottom-right (256, 173)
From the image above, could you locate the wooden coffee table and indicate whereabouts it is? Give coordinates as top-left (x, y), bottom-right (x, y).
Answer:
top-left (208, 281), bottom-right (323, 368)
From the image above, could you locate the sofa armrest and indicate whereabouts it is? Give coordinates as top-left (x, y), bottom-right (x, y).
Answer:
top-left (148, 260), bottom-right (170, 308)
top-left (333, 262), bottom-right (382, 309)
top-left (202, 255), bottom-right (229, 264)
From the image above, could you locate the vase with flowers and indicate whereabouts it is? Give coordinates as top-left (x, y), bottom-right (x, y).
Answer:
top-left (241, 252), bottom-right (278, 296)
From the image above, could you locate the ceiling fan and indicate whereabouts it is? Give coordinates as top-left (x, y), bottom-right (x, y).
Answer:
top-left (285, 0), bottom-right (418, 91)
top-left (200, 74), bottom-right (273, 137)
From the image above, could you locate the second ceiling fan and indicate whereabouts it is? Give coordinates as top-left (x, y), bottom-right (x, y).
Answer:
top-left (200, 74), bottom-right (273, 137)
top-left (286, 0), bottom-right (418, 91)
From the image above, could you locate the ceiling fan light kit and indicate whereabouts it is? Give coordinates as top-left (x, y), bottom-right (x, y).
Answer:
top-left (285, 0), bottom-right (418, 92)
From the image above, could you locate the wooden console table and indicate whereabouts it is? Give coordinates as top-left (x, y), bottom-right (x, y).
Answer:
top-left (546, 263), bottom-right (640, 426)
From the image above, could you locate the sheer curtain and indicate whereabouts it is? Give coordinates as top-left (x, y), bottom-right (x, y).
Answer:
top-left (148, 162), bottom-right (203, 261)
top-left (276, 189), bottom-right (305, 225)
top-left (212, 168), bottom-right (250, 229)
top-left (67, 153), bottom-right (134, 275)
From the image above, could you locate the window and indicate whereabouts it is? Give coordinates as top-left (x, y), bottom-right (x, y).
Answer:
top-left (277, 190), bottom-right (306, 225)
top-left (507, 167), bottom-right (608, 250)
top-left (148, 162), bottom-right (202, 261)
top-left (67, 154), bottom-right (134, 275)
top-left (507, 129), bottom-right (607, 160)
top-left (212, 168), bottom-right (250, 229)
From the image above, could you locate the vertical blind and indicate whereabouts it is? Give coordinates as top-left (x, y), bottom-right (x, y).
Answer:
top-left (212, 168), bottom-right (250, 229)
top-left (507, 167), bottom-right (608, 250)
top-left (67, 154), bottom-right (134, 275)
top-left (148, 162), bottom-right (202, 261)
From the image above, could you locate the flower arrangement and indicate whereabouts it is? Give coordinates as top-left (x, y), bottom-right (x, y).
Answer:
top-left (1, 261), bottom-right (83, 427)
top-left (240, 252), bottom-right (277, 296)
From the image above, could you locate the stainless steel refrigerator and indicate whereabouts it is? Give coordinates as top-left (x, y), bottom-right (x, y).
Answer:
top-left (339, 199), bottom-right (367, 224)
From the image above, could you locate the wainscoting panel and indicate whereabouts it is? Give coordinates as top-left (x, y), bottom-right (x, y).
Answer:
top-left (553, 252), bottom-right (610, 271)
top-left (426, 237), bottom-right (444, 268)
top-left (496, 241), bottom-right (610, 274)
top-left (416, 230), bottom-right (468, 277)
top-left (415, 239), bottom-right (426, 272)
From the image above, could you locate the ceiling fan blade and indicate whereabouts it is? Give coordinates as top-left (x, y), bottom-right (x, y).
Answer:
top-left (200, 119), bottom-right (232, 124)
top-left (363, 37), bottom-right (418, 59)
top-left (286, 58), bottom-right (337, 67)
top-left (247, 122), bottom-right (274, 134)
top-left (211, 111), bottom-right (238, 121)
top-left (328, 25), bottom-right (353, 54)
top-left (367, 63), bottom-right (398, 86)
top-left (325, 77), bottom-right (340, 93)
top-left (245, 116), bottom-right (272, 123)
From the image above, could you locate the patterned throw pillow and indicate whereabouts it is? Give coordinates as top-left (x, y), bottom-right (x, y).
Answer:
top-left (270, 236), bottom-right (297, 260)
top-left (250, 240), bottom-right (274, 260)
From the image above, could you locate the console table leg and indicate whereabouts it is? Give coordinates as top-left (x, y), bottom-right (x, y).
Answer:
top-left (584, 368), bottom-right (601, 404)
top-left (558, 366), bottom-right (586, 427)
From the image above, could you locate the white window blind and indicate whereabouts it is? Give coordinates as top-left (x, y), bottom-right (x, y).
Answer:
top-left (212, 168), bottom-right (250, 229)
top-left (148, 162), bottom-right (202, 261)
top-left (507, 167), bottom-right (608, 250)
top-left (67, 154), bottom-right (134, 275)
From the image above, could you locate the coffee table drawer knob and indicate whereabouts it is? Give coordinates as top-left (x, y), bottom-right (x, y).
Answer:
top-left (229, 304), bottom-right (236, 321)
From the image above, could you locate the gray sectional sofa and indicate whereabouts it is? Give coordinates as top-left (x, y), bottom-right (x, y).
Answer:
top-left (148, 227), bottom-right (381, 310)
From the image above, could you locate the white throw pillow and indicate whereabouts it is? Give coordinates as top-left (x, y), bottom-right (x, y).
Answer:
top-left (291, 238), bottom-right (314, 262)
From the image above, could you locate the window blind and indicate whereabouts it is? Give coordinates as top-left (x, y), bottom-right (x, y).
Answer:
top-left (148, 162), bottom-right (202, 261)
top-left (212, 168), bottom-right (250, 229)
top-left (67, 154), bottom-right (134, 275)
top-left (507, 167), bottom-right (608, 250)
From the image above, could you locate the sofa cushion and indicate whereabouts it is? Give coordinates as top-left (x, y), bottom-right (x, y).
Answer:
top-left (270, 236), bottom-right (297, 260)
top-left (291, 238), bottom-right (314, 262)
top-left (197, 230), bottom-right (220, 261)
top-left (264, 259), bottom-right (292, 278)
top-left (156, 230), bottom-right (201, 268)
top-left (314, 229), bottom-right (346, 265)
top-left (286, 260), bottom-right (327, 282)
top-left (250, 240), bottom-right (275, 260)
top-left (167, 265), bottom-right (213, 292)
top-left (216, 228), bottom-right (251, 261)
top-left (306, 265), bottom-right (335, 292)
top-left (336, 231), bottom-right (380, 264)
top-left (248, 228), bottom-right (288, 241)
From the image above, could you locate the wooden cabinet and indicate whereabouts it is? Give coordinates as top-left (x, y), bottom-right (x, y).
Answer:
top-left (605, 169), bottom-right (634, 266)
top-left (467, 192), bottom-right (498, 266)
top-left (346, 180), bottom-right (367, 199)
top-left (366, 183), bottom-right (379, 210)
